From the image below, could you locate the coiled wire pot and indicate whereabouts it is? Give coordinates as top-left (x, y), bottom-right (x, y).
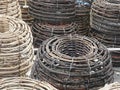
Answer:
top-left (18, 0), bottom-right (33, 25)
top-left (90, 0), bottom-right (120, 66)
top-left (0, 15), bottom-right (33, 78)
top-left (0, 0), bottom-right (22, 19)
top-left (31, 35), bottom-right (113, 90)
top-left (29, 0), bottom-right (76, 24)
top-left (75, 0), bottom-right (91, 35)
top-left (0, 77), bottom-right (57, 90)
top-left (32, 21), bottom-right (77, 48)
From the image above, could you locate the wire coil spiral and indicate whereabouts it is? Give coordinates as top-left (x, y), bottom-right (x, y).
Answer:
top-left (0, 77), bottom-right (57, 90)
top-left (31, 35), bottom-right (113, 90)
top-left (90, 0), bottom-right (120, 66)
top-left (0, 0), bottom-right (21, 19)
top-left (0, 15), bottom-right (33, 78)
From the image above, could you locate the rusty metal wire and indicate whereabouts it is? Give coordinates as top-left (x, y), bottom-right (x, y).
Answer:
top-left (31, 35), bottom-right (113, 90)
top-left (18, 0), bottom-right (33, 25)
top-left (90, 0), bottom-right (120, 67)
top-left (29, 0), bottom-right (76, 24)
top-left (75, 0), bottom-right (91, 35)
top-left (32, 21), bottom-right (77, 48)
top-left (0, 15), bottom-right (33, 78)
top-left (0, 77), bottom-right (57, 90)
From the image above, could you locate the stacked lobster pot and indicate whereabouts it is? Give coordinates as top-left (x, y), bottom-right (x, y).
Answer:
top-left (0, 15), bottom-right (33, 78)
top-left (31, 35), bottom-right (114, 90)
top-left (75, 0), bottom-right (91, 35)
top-left (29, 0), bottom-right (76, 47)
top-left (90, 0), bottom-right (120, 67)
top-left (0, 77), bottom-right (57, 90)
top-left (0, 0), bottom-right (21, 19)
top-left (18, 0), bottom-right (33, 25)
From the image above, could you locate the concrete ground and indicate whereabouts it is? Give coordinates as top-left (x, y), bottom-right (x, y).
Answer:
top-left (113, 67), bottom-right (120, 83)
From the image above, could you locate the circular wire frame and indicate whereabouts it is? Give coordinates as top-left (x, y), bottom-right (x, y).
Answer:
top-left (90, 0), bottom-right (120, 66)
top-left (0, 0), bottom-right (22, 19)
top-left (0, 77), bottom-right (57, 90)
top-left (31, 35), bottom-right (113, 90)
top-left (32, 21), bottom-right (77, 48)
top-left (29, 0), bottom-right (76, 24)
top-left (0, 15), bottom-right (33, 78)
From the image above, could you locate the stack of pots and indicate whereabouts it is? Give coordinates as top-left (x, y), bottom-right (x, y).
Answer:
top-left (90, 0), bottom-right (120, 66)
top-left (29, 0), bottom-right (76, 47)
top-left (31, 35), bottom-right (113, 90)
